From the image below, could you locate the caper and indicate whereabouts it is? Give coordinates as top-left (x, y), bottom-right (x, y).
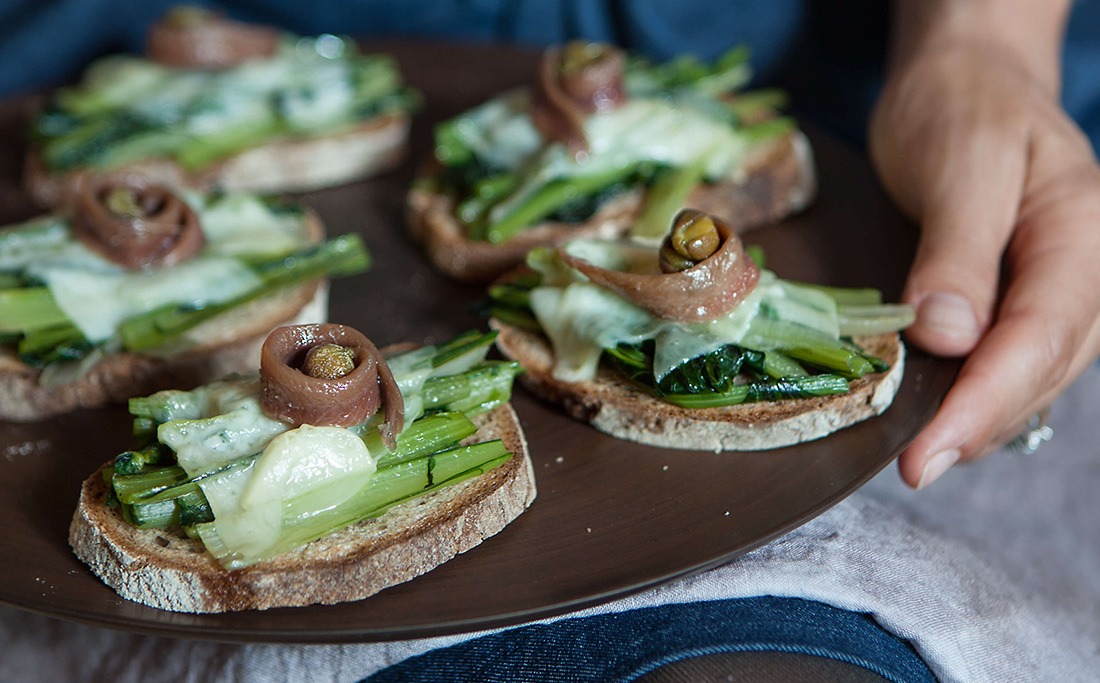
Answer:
top-left (559, 41), bottom-right (610, 77)
top-left (302, 343), bottom-right (356, 379)
top-left (659, 210), bottom-right (721, 273)
top-left (658, 242), bottom-right (695, 273)
top-left (104, 187), bottom-right (144, 219)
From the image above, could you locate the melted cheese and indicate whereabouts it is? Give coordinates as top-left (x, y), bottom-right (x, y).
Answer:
top-left (583, 99), bottom-right (748, 178)
top-left (530, 251), bottom-right (849, 384)
top-left (33, 257), bottom-right (262, 343)
top-left (241, 425), bottom-right (376, 508)
top-left (448, 90), bottom-right (545, 171)
top-left (195, 194), bottom-right (306, 258)
top-left (452, 88), bottom-right (750, 182)
top-left (160, 385), bottom-right (290, 478)
top-left (67, 42), bottom-right (392, 139)
top-left (198, 424), bottom-right (377, 563)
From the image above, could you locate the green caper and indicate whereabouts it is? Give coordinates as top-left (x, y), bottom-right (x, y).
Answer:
top-left (659, 210), bottom-right (721, 273)
top-left (302, 343), bottom-right (356, 379)
top-left (658, 242), bottom-right (695, 273)
top-left (559, 41), bottom-right (610, 77)
top-left (104, 187), bottom-right (144, 219)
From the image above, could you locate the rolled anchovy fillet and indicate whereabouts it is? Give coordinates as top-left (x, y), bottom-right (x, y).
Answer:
top-left (530, 42), bottom-right (626, 154)
top-left (70, 174), bottom-right (205, 270)
top-left (146, 6), bottom-right (280, 69)
top-left (260, 324), bottom-right (405, 449)
top-left (559, 210), bottom-right (760, 323)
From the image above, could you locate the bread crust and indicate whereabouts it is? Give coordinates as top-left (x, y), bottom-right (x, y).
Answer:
top-left (0, 211), bottom-right (330, 421)
top-left (69, 403), bottom-right (536, 613)
top-left (25, 113), bottom-right (410, 207)
top-left (490, 319), bottom-right (905, 451)
top-left (406, 130), bottom-right (816, 282)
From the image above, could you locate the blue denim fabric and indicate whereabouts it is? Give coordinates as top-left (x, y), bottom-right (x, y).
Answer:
top-left (360, 597), bottom-right (938, 683)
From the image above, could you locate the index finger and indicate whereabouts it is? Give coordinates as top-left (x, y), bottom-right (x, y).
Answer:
top-left (899, 149), bottom-right (1100, 488)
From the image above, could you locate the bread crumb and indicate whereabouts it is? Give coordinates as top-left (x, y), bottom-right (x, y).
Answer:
top-left (662, 465), bottom-right (668, 471)
top-left (586, 527), bottom-right (592, 533)
top-left (724, 511), bottom-right (730, 516)
top-left (555, 456), bottom-right (564, 464)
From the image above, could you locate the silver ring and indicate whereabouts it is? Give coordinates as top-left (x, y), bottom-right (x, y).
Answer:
top-left (1009, 409), bottom-right (1054, 455)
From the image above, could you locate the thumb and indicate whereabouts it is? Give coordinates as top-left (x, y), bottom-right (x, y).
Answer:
top-left (898, 130), bottom-right (1028, 357)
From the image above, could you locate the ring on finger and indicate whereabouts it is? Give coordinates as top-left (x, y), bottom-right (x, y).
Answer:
top-left (1009, 408), bottom-right (1054, 455)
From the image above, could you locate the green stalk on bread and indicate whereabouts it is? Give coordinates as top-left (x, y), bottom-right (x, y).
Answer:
top-left (32, 35), bottom-right (420, 173)
top-left (100, 330), bottom-right (523, 570)
top-left (0, 190), bottom-right (369, 377)
top-left (487, 234), bottom-right (914, 409)
top-left (427, 45), bottom-right (799, 245)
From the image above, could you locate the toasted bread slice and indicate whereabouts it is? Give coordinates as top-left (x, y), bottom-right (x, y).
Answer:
top-left (26, 113), bottom-right (410, 207)
top-left (0, 211), bottom-right (329, 421)
top-left (491, 319), bottom-right (905, 451)
top-left (407, 130), bottom-right (815, 282)
top-left (69, 403), bottom-right (536, 613)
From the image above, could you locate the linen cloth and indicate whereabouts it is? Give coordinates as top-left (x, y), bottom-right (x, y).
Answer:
top-left (1, 363), bottom-right (1097, 683)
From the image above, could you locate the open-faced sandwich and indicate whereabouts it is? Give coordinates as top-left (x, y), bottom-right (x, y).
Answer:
top-left (408, 42), bottom-right (815, 281)
top-left (26, 5), bottom-right (420, 207)
top-left (487, 210), bottom-right (913, 451)
top-left (69, 325), bottom-right (535, 613)
top-left (0, 175), bottom-right (368, 420)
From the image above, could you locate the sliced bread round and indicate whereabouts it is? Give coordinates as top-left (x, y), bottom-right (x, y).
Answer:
top-left (406, 130), bottom-right (816, 282)
top-left (69, 403), bottom-right (536, 613)
top-left (490, 319), bottom-right (905, 452)
top-left (26, 113), bottom-right (410, 207)
top-left (0, 211), bottom-right (331, 421)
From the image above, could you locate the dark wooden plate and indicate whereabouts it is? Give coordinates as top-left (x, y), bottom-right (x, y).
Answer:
top-left (0, 42), bottom-right (955, 643)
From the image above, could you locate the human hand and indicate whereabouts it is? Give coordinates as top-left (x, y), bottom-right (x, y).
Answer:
top-left (868, 3), bottom-right (1100, 489)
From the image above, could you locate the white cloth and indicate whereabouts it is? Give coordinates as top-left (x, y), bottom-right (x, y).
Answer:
top-left (3, 364), bottom-right (1098, 682)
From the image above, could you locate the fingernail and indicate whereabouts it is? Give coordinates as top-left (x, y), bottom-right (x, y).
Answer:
top-left (917, 448), bottom-right (960, 490)
top-left (918, 293), bottom-right (979, 341)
